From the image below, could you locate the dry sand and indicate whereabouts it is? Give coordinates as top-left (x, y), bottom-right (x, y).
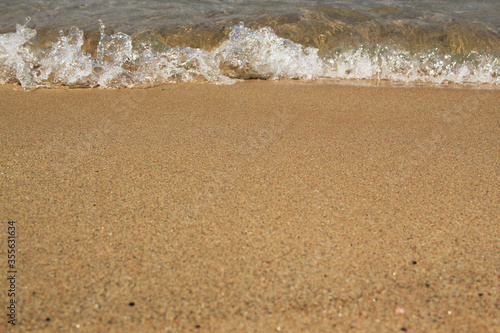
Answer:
top-left (1, 81), bottom-right (499, 332)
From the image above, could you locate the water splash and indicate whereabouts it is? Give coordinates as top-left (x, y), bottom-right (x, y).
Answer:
top-left (134, 46), bottom-right (234, 85)
top-left (215, 23), bottom-right (326, 80)
top-left (0, 18), bottom-right (39, 87)
top-left (326, 46), bottom-right (500, 84)
top-left (0, 21), bottom-right (498, 88)
top-left (39, 27), bottom-right (93, 87)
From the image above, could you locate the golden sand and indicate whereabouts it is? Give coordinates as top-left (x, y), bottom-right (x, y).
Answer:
top-left (1, 82), bottom-right (498, 332)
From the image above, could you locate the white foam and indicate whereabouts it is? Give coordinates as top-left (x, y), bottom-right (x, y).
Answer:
top-left (0, 21), bottom-right (39, 87)
top-left (134, 47), bottom-right (235, 85)
top-left (215, 23), bottom-right (326, 80)
top-left (326, 46), bottom-right (500, 85)
top-left (38, 28), bottom-right (93, 86)
top-left (0, 21), bottom-right (498, 88)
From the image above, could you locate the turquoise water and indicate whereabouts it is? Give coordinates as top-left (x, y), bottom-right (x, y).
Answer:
top-left (1, 0), bottom-right (499, 87)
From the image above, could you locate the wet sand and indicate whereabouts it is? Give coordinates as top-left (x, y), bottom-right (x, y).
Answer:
top-left (1, 81), bottom-right (499, 332)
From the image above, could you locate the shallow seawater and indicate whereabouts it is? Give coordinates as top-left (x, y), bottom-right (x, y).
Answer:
top-left (1, 0), bottom-right (499, 88)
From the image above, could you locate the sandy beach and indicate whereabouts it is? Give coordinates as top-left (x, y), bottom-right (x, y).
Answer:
top-left (1, 81), bottom-right (499, 332)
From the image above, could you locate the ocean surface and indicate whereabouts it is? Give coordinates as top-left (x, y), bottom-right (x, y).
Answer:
top-left (1, 0), bottom-right (499, 88)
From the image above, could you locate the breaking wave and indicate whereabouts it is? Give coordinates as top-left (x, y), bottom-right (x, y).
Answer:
top-left (1, 20), bottom-right (499, 88)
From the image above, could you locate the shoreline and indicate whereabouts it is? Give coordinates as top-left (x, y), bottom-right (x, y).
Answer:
top-left (1, 81), bottom-right (499, 332)
top-left (2, 76), bottom-right (500, 91)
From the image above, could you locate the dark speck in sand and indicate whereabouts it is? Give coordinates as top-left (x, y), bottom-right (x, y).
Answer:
top-left (129, 302), bottom-right (135, 306)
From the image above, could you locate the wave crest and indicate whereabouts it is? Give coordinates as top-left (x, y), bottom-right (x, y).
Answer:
top-left (0, 21), bottom-right (498, 88)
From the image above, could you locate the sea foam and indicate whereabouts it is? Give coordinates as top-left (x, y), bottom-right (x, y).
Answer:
top-left (0, 20), bottom-right (498, 88)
